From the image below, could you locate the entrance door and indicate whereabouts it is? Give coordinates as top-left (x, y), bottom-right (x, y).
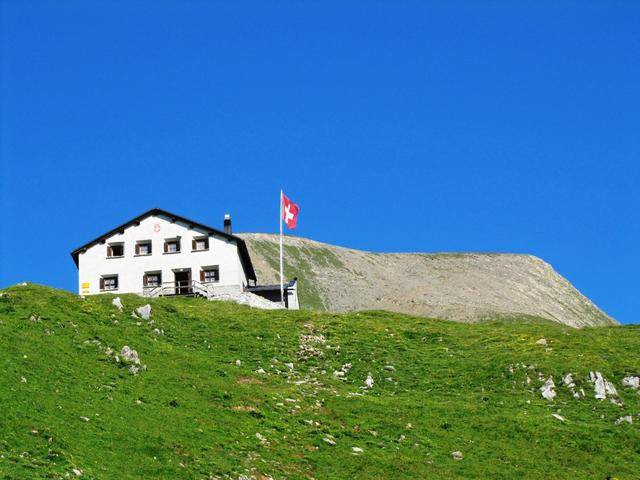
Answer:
top-left (174, 270), bottom-right (191, 295)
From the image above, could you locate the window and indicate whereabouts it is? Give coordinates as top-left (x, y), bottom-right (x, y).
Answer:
top-left (100, 275), bottom-right (118, 291)
top-left (192, 237), bottom-right (209, 251)
top-left (144, 272), bottom-right (161, 287)
top-left (164, 239), bottom-right (181, 253)
top-left (136, 241), bottom-right (152, 256)
top-left (201, 266), bottom-right (219, 283)
top-left (107, 243), bottom-right (124, 257)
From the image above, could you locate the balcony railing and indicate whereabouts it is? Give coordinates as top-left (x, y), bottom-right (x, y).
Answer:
top-left (142, 280), bottom-right (213, 298)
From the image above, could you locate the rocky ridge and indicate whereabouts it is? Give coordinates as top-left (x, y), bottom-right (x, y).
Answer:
top-left (240, 233), bottom-right (616, 327)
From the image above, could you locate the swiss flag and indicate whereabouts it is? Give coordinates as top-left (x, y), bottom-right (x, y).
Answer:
top-left (282, 193), bottom-right (300, 229)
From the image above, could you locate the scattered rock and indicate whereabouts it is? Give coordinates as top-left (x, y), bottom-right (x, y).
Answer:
top-left (590, 371), bottom-right (618, 401)
top-left (255, 432), bottom-right (269, 445)
top-left (535, 338), bottom-right (548, 346)
top-left (135, 304), bottom-right (152, 320)
top-left (615, 416), bottom-right (633, 425)
top-left (129, 366), bottom-right (140, 376)
top-left (284, 362), bottom-right (294, 370)
top-left (120, 346), bottom-right (140, 365)
top-left (333, 363), bottom-right (352, 379)
top-left (112, 297), bottom-right (124, 312)
top-left (20, 376), bottom-right (27, 384)
top-left (298, 332), bottom-right (326, 360)
top-left (72, 468), bottom-right (83, 476)
top-left (552, 413), bottom-right (565, 422)
top-left (562, 373), bottom-right (583, 399)
top-left (540, 377), bottom-right (556, 401)
top-left (452, 451), bottom-right (463, 460)
top-left (622, 376), bottom-right (640, 389)
top-left (562, 373), bottom-right (574, 387)
top-left (364, 373), bottom-right (374, 389)
top-left (235, 359), bottom-right (242, 367)
top-left (256, 368), bottom-right (266, 374)
top-left (352, 447), bottom-right (363, 454)
top-left (383, 365), bottom-right (396, 371)
top-left (79, 416), bottom-right (90, 422)
top-left (29, 314), bottom-right (40, 323)
top-left (323, 437), bottom-right (336, 446)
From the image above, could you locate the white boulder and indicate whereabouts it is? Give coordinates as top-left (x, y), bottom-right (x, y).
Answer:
top-left (364, 373), bottom-right (374, 389)
top-left (622, 376), bottom-right (640, 389)
top-left (540, 377), bottom-right (556, 401)
top-left (120, 346), bottom-right (140, 365)
top-left (135, 304), bottom-right (152, 320)
top-left (112, 297), bottom-right (124, 312)
top-left (615, 416), bottom-right (633, 425)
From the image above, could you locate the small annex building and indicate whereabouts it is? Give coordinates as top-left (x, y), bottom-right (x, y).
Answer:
top-left (70, 208), bottom-right (299, 309)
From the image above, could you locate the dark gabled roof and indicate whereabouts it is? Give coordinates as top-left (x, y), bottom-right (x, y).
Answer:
top-left (69, 208), bottom-right (256, 282)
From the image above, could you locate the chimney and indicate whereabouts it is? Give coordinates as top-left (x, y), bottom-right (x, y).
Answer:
top-left (223, 214), bottom-right (232, 234)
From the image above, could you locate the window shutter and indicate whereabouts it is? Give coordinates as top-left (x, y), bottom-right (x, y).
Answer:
top-left (164, 242), bottom-right (168, 253)
top-left (100, 277), bottom-right (105, 290)
top-left (200, 270), bottom-right (205, 282)
top-left (192, 239), bottom-right (196, 250)
top-left (135, 244), bottom-right (140, 255)
top-left (143, 274), bottom-right (148, 286)
top-left (148, 243), bottom-right (152, 254)
top-left (107, 246), bottom-right (112, 257)
top-left (177, 240), bottom-right (180, 252)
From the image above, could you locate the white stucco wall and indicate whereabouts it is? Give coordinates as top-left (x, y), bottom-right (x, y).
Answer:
top-left (77, 214), bottom-right (248, 295)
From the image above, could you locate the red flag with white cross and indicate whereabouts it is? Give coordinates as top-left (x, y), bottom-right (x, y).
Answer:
top-left (282, 193), bottom-right (300, 229)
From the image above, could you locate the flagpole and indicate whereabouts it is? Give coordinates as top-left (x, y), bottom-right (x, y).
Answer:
top-left (279, 189), bottom-right (284, 306)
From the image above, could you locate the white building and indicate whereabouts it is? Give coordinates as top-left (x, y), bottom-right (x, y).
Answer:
top-left (71, 208), bottom-right (299, 308)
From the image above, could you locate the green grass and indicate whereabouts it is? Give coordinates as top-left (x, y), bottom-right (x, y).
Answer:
top-left (0, 284), bottom-right (639, 479)
top-left (249, 239), bottom-right (327, 310)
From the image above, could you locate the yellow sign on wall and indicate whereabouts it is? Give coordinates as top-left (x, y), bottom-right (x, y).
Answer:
top-left (81, 282), bottom-right (90, 289)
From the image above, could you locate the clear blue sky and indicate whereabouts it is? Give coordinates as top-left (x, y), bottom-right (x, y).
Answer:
top-left (1, 1), bottom-right (638, 324)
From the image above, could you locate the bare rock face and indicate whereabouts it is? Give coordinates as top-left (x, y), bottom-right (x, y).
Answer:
top-left (240, 233), bottom-right (616, 327)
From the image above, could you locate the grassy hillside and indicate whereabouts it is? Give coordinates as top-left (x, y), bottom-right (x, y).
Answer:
top-left (1, 285), bottom-right (638, 479)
